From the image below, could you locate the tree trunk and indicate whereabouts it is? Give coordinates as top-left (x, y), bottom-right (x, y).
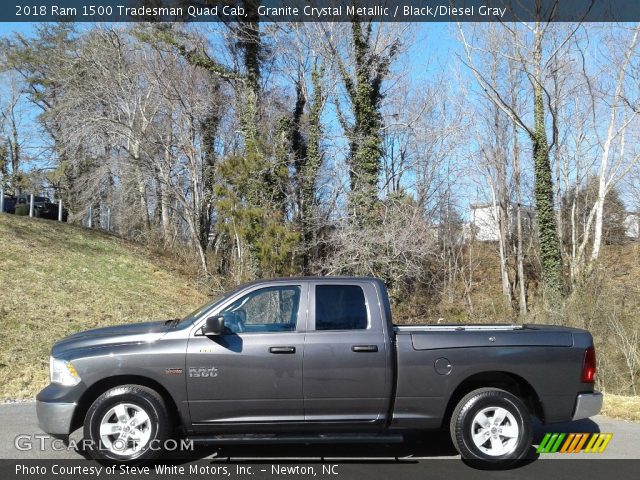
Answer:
top-left (514, 127), bottom-right (527, 315)
top-left (200, 112), bottom-right (219, 251)
top-left (9, 113), bottom-right (20, 194)
top-left (510, 62), bottom-right (527, 315)
top-left (590, 26), bottom-right (640, 265)
top-left (341, 19), bottom-right (397, 226)
top-left (158, 166), bottom-right (172, 244)
top-left (299, 64), bottom-right (324, 273)
top-left (531, 24), bottom-right (564, 305)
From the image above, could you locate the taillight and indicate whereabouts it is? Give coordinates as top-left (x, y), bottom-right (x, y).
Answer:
top-left (581, 346), bottom-right (596, 383)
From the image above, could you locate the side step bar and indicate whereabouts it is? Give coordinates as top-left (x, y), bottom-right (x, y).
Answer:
top-left (187, 434), bottom-right (404, 445)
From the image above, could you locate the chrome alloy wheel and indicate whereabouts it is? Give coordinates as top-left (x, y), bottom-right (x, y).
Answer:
top-left (470, 406), bottom-right (520, 457)
top-left (99, 403), bottom-right (152, 456)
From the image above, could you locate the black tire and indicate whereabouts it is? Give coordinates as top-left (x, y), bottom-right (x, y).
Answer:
top-left (84, 384), bottom-right (170, 463)
top-left (450, 387), bottom-right (532, 464)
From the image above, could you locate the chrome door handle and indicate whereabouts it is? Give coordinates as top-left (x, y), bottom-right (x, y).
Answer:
top-left (269, 346), bottom-right (296, 354)
top-left (351, 345), bottom-right (378, 353)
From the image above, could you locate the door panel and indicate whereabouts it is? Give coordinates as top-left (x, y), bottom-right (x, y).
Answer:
top-left (186, 284), bottom-right (306, 432)
top-left (187, 332), bottom-right (304, 427)
top-left (303, 283), bottom-right (392, 425)
top-left (303, 331), bottom-right (389, 422)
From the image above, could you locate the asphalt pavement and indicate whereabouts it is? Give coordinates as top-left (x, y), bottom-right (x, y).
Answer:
top-left (1, 402), bottom-right (638, 479)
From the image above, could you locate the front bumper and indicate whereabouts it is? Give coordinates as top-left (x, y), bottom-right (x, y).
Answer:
top-left (36, 400), bottom-right (77, 435)
top-left (36, 383), bottom-right (84, 436)
top-left (572, 391), bottom-right (603, 421)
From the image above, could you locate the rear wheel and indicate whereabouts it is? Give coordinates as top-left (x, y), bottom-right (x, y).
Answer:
top-left (84, 385), bottom-right (170, 463)
top-left (450, 388), bottom-right (532, 464)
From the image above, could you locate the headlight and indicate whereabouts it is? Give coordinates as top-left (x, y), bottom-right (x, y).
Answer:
top-left (49, 357), bottom-right (81, 386)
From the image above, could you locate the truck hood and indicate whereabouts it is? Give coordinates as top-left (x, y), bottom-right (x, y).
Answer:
top-left (52, 321), bottom-right (171, 357)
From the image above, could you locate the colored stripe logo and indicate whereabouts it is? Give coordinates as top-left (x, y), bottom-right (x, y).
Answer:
top-left (537, 433), bottom-right (612, 453)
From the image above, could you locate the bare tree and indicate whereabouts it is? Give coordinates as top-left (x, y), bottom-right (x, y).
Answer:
top-left (570, 25), bottom-right (640, 279)
top-left (460, 24), bottom-right (533, 314)
top-left (0, 74), bottom-right (24, 194)
top-left (458, 20), bottom-right (574, 306)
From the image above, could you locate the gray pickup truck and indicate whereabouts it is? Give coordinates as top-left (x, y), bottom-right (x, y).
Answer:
top-left (37, 277), bottom-right (601, 463)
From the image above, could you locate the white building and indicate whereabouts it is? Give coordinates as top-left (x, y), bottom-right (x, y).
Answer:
top-left (470, 205), bottom-right (640, 242)
top-left (624, 213), bottom-right (640, 240)
top-left (469, 203), bottom-right (535, 242)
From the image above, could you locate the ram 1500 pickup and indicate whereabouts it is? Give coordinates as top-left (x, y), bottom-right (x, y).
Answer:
top-left (37, 277), bottom-right (601, 463)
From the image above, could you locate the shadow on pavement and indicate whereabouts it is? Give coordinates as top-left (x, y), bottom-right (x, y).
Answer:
top-left (75, 430), bottom-right (458, 464)
top-left (72, 418), bottom-right (602, 470)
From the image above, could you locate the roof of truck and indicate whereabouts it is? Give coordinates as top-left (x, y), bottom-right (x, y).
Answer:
top-left (244, 276), bottom-right (385, 285)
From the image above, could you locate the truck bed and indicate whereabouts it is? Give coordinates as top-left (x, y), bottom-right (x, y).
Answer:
top-left (394, 323), bottom-right (524, 331)
top-left (390, 323), bottom-right (592, 428)
top-left (394, 323), bottom-right (575, 349)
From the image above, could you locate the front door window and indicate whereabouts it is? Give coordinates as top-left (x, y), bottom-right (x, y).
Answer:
top-left (219, 286), bottom-right (301, 333)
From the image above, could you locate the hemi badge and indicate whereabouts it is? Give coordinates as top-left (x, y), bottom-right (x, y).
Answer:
top-left (165, 368), bottom-right (183, 375)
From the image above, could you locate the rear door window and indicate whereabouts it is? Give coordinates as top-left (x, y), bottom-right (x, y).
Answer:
top-left (315, 285), bottom-right (368, 331)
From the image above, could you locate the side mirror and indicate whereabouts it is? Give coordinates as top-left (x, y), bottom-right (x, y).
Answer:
top-left (202, 315), bottom-right (225, 336)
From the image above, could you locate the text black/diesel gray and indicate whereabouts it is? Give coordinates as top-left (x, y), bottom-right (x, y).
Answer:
top-left (36, 277), bottom-right (602, 463)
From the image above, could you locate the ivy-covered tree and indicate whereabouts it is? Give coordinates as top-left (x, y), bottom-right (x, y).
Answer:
top-left (298, 65), bottom-right (325, 272)
top-left (334, 18), bottom-right (399, 226)
top-left (276, 62), bottom-right (326, 273)
top-left (459, 21), bottom-right (565, 306)
top-left (531, 25), bottom-right (564, 305)
top-left (143, 9), bottom-right (299, 278)
top-left (215, 4), bottom-right (299, 278)
top-left (0, 141), bottom-right (9, 191)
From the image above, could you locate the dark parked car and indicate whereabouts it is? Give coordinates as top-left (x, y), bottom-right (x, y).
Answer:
top-left (37, 277), bottom-right (601, 464)
top-left (14, 194), bottom-right (68, 221)
top-left (2, 195), bottom-right (16, 214)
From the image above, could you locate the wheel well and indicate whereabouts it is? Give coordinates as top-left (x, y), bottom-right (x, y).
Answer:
top-left (71, 375), bottom-right (181, 433)
top-left (441, 371), bottom-right (544, 428)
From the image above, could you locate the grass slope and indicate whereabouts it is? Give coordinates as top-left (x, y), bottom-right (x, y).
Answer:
top-left (0, 215), bottom-right (207, 400)
top-left (602, 394), bottom-right (640, 422)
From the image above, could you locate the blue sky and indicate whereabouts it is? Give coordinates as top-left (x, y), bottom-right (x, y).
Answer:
top-left (0, 21), bottom-right (462, 151)
top-left (3, 22), bottom-right (637, 219)
top-left (0, 22), bottom-right (36, 35)
top-left (0, 21), bottom-right (459, 79)
top-left (0, 21), bottom-right (478, 212)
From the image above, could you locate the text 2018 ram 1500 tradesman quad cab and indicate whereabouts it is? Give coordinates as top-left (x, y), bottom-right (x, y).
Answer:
top-left (37, 277), bottom-right (602, 463)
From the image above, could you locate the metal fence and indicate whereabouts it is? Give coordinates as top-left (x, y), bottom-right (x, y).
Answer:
top-left (1, 188), bottom-right (113, 232)
top-left (1, 188), bottom-right (65, 222)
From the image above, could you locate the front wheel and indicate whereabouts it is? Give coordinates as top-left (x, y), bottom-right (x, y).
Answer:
top-left (84, 385), bottom-right (170, 463)
top-left (450, 387), bottom-right (532, 464)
